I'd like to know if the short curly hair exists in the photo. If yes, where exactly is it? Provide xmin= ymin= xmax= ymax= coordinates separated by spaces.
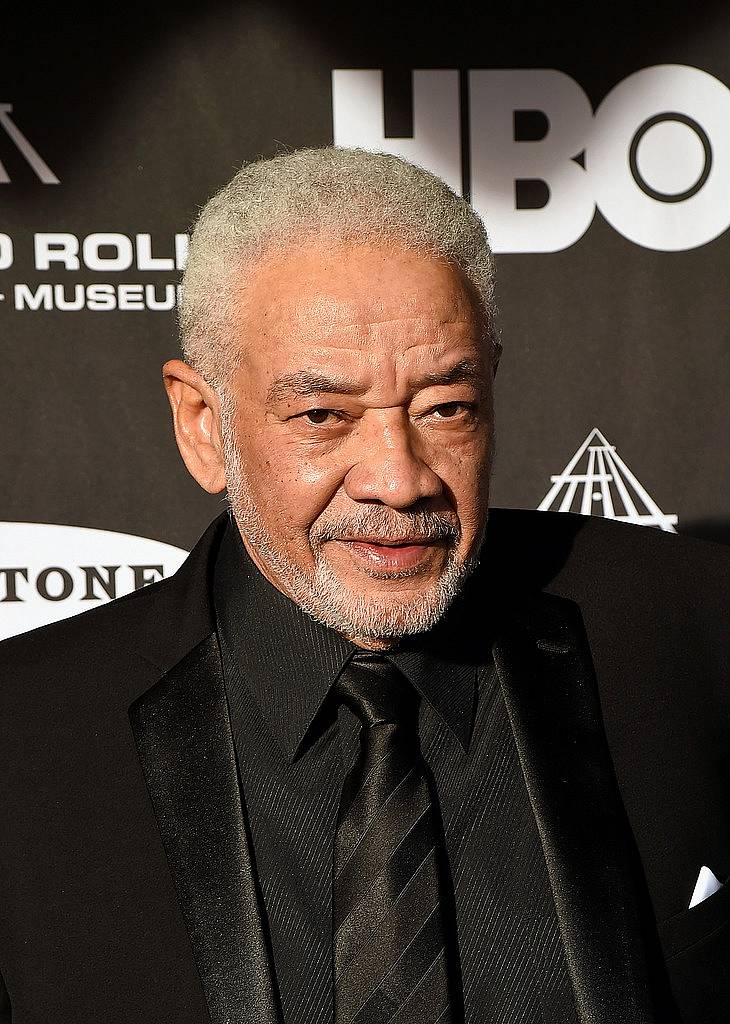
xmin=179 ymin=146 xmax=498 ymax=385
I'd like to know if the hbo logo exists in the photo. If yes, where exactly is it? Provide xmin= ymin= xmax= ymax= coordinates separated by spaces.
xmin=333 ymin=65 xmax=730 ymax=253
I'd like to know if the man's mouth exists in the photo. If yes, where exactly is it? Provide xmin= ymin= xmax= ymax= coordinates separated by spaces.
xmin=334 ymin=536 xmax=448 ymax=572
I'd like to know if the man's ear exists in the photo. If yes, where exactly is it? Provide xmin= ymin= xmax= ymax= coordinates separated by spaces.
xmin=162 ymin=359 xmax=227 ymax=494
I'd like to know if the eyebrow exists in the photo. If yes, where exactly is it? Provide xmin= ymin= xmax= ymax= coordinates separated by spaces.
xmin=266 ymin=359 xmax=486 ymax=404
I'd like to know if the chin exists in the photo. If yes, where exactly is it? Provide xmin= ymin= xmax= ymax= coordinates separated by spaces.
xmin=345 ymin=565 xmax=444 ymax=588
xmin=305 ymin=567 xmax=471 ymax=642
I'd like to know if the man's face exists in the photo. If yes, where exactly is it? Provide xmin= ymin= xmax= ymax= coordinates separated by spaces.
xmin=218 ymin=238 xmax=494 ymax=646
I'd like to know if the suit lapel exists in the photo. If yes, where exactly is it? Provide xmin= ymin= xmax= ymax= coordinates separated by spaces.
xmin=492 ymin=594 xmax=678 ymax=1024
xmin=129 ymin=633 xmax=281 ymax=1024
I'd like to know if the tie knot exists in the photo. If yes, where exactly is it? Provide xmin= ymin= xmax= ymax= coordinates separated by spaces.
xmin=335 ymin=654 xmax=419 ymax=730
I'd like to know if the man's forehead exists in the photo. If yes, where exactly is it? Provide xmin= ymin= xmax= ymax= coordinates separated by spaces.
xmin=264 ymin=294 xmax=476 ymax=333
xmin=240 ymin=239 xmax=481 ymax=333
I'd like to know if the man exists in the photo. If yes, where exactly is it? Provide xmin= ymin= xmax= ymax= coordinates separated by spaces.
xmin=0 ymin=148 xmax=728 ymax=1024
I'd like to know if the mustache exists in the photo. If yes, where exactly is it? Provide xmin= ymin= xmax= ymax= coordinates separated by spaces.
xmin=311 ymin=507 xmax=460 ymax=545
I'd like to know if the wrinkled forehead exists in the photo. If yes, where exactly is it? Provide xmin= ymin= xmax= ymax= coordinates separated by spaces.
xmin=235 ymin=238 xmax=484 ymax=343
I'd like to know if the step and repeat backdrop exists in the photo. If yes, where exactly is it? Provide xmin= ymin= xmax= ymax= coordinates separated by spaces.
xmin=2 ymin=0 xmax=729 ymax=638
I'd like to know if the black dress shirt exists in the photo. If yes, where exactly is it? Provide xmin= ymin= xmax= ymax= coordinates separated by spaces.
xmin=213 ymin=517 xmax=577 ymax=1024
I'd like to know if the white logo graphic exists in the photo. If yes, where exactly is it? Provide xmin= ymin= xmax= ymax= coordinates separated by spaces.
xmin=332 ymin=65 xmax=730 ymax=252
xmin=0 ymin=523 xmax=189 ymax=641
xmin=538 ymin=428 xmax=678 ymax=532
xmin=0 ymin=231 xmax=190 ymax=312
xmin=0 ymin=104 xmax=59 ymax=184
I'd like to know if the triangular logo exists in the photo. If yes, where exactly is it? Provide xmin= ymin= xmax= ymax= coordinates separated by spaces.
xmin=538 ymin=428 xmax=678 ymax=532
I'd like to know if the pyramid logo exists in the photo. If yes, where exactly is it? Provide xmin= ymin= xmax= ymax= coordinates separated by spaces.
xmin=0 ymin=104 xmax=59 ymax=184
xmin=538 ymin=428 xmax=678 ymax=532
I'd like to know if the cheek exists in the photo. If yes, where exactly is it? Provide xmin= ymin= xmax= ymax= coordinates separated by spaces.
xmin=241 ymin=436 xmax=348 ymax=539
xmin=430 ymin=436 xmax=490 ymax=499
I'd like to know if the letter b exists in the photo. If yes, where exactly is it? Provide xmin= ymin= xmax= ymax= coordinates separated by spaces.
xmin=469 ymin=69 xmax=595 ymax=253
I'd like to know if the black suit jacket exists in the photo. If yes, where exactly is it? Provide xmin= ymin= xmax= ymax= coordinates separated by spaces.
xmin=0 ymin=510 xmax=728 ymax=1023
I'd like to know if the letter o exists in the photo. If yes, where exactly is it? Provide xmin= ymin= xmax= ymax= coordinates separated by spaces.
xmin=588 ymin=65 xmax=730 ymax=251
xmin=36 ymin=567 xmax=73 ymax=601
xmin=0 ymin=233 xmax=13 ymax=271
xmin=82 ymin=233 xmax=134 ymax=271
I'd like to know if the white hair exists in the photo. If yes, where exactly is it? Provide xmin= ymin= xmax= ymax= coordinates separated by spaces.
xmin=179 ymin=146 xmax=499 ymax=385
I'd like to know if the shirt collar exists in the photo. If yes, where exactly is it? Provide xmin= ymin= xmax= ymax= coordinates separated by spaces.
xmin=214 ymin=516 xmax=480 ymax=762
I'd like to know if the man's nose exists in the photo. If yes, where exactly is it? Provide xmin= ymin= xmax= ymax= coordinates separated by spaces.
xmin=343 ymin=412 xmax=443 ymax=509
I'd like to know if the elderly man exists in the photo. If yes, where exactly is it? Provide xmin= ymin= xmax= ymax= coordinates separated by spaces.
xmin=0 ymin=148 xmax=728 ymax=1024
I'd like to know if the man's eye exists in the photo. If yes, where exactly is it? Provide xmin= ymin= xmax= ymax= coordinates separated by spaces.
xmin=433 ymin=403 xmax=468 ymax=419
xmin=302 ymin=409 xmax=338 ymax=425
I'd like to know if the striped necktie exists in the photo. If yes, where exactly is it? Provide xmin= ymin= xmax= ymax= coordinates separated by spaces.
xmin=333 ymin=653 xmax=464 ymax=1024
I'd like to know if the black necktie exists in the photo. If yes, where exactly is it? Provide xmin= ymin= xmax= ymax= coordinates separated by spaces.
xmin=333 ymin=653 xmax=464 ymax=1024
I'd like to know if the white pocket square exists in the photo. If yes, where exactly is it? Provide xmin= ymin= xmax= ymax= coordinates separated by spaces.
xmin=688 ymin=865 xmax=724 ymax=909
